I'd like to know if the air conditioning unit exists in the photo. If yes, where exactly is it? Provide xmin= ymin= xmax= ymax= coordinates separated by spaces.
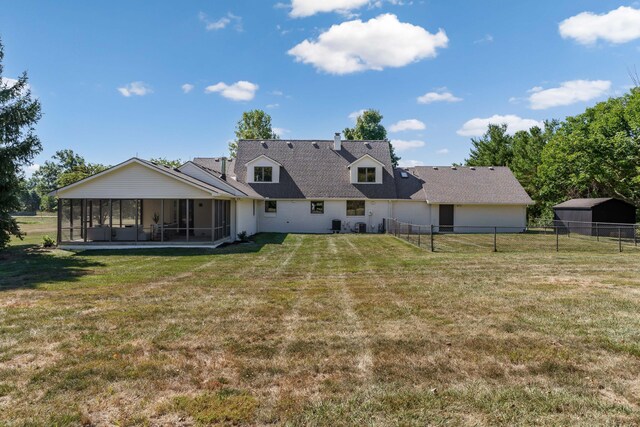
xmin=355 ymin=222 xmax=367 ymax=233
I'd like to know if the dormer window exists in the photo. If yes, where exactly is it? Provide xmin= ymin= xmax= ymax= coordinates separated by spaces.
xmin=254 ymin=166 xmax=273 ymax=182
xmin=357 ymin=167 xmax=376 ymax=183
xmin=348 ymin=154 xmax=383 ymax=184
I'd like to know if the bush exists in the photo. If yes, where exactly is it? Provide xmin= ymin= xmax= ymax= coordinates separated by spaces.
xmin=42 ymin=235 xmax=55 ymax=248
xmin=237 ymin=231 xmax=249 ymax=242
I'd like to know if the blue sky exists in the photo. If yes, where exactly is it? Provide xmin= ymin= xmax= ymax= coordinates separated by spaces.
xmin=2 ymin=0 xmax=639 ymax=173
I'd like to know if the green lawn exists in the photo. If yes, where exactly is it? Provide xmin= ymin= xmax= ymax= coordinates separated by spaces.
xmin=1 ymin=218 xmax=640 ymax=425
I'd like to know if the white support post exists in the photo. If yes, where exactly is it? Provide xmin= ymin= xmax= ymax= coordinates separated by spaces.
xmin=211 ymin=200 xmax=215 ymax=243
xmin=160 ymin=199 xmax=164 ymax=243
xmin=186 ymin=199 xmax=190 ymax=242
xmin=108 ymin=199 xmax=112 ymax=242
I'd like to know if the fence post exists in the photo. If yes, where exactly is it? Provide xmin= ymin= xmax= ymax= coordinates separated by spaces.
xmin=418 ymin=226 xmax=421 ymax=247
xmin=567 ymin=222 xmax=571 ymax=238
xmin=635 ymin=225 xmax=637 ymax=247
xmin=556 ymin=226 xmax=559 ymax=252
xmin=430 ymin=224 xmax=434 ymax=252
xmin=407 ymin=224 xmax=410 ymax=241
xmin=596 ymin=222 xmax=599 ymax=241
xmin=493 ymin=227 xmax=497 ymax=252
xmin=619 ymin=227 xmax=622 ymax=253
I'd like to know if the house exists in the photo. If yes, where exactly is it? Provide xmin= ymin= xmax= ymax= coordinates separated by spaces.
xmin=553 ymin=198 xmax=637 ymax=237
xmin=50 ymin=134 xmax=533 ymax=247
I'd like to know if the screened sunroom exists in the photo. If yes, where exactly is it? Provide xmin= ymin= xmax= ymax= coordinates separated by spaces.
xmin=50 ymin=158 xmax=238 ymax=247
xmin=57 ymin=198 xmax=232 ymax=244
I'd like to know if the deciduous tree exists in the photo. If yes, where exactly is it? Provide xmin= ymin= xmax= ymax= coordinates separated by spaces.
xmin=229 ymin=110 xmax=279 ymax=157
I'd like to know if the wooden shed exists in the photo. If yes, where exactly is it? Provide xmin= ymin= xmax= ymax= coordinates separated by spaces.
xmin=553 ymin=198 xmax=636 ymax=237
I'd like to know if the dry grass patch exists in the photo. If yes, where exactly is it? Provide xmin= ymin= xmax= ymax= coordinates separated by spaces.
xmin=1 ymin=223 xmax=640 ymax=425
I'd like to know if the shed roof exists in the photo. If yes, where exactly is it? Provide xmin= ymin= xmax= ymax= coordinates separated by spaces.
xmin=553 ymin=198 xmax=620 ymax=209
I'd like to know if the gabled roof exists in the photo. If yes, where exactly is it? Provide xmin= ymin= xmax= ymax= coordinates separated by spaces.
xmin=186 ymin=160 xmax=263 ymax=199
xmin=553 ymin=198 xmax=620 ymax=209
xmin=396 ymin=166 xmax=533 ymax=205
xmin=50 ymin=158 xmax=235 ymax=197
xmin=347 ymin=154 xmax=385 ymax=168
xmin=245 ymin=154 xmax=282 ymax=167
xmin=232 ymin=139 xmax=397 ymax=199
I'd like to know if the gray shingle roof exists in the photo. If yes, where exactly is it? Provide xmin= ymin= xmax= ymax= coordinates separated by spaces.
xmin=231 ymin=140 xmax=398 ymax=199
xmin=189 ymin=159 xmax=263 ymax=198
xmin=553 ymin=198 xmax=615 ymax=209
xmin=400 ymin=166 xmax=533 ymax=205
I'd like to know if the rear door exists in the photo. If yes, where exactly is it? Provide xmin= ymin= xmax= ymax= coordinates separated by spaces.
xmin=439 ymin=205 xmax=454 ymax=232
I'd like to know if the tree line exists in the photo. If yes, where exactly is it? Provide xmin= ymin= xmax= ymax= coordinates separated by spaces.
xmin=466 ymin=88 xmax=640 ymax=219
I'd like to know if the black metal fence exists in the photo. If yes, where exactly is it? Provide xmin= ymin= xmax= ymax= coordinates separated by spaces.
xmin=385 ymin=218 xmax=639 ymax=253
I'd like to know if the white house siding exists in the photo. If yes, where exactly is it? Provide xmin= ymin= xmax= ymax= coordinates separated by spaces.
xmin=56 ymin=162 xmax=212 ymax=199
xmin=257 ymin=199 xmax=391 ymax=233
xmin=236 ymin=199 xmax=257 ymax=236
xmin=451 ymin=204 xmax=527 ymax=232
xmin=348 ymin=156 xmax=383 ymax=184
xmin=246 ymin=157 xmax=281 ymax=184
xmin=392 ymin=201 xmax=431 ymax=225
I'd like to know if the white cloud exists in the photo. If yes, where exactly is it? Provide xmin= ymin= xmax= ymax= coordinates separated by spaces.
xmin=474 ymin=34 xmax=494 ymax=44
xmin=1 ymin=77 xmax=18 ymax=87
xmin=348 ymin=109 xmax=366 ymax=121
xmin=398 ymin=159 xmax=424 ymax=167
xmin=289 ymin=0 xmax=369 ymax=17
xmin=390 ymin=139 xmax=425 ymax=151
xmin=181 ymin=83 xmax=194 ymax=94
xmin=199 ymin=12 xmax=243 ymax=32
xmin=288 ymin=14 xmax=448 ymax=74
xmin=389 ymin=119 xmax=426 ymax=132
xmin=528 ymin=80 xmax=611 ymax=110
xmin=273 ymin=127 xmax=289 ymax=136
xmin=22 ymin=163 xmax=40 ymax=178
xmin=1 ymin=77 xmax=30 ymax=91
xmin=417 ymin=90 xmax=462 ymax=104
xmin=457 ymin=115 xmax=543 ymax=137
xmin=271 ymin=90 xmax=284 ymax=96
xmin=117 ymin=81 xmax=153 ymax=97
xmin=205 ymin=81 xmax=259 ymax=101
xmin=436 ymin=148 xmax=449 ymax=154
xmin=266 ymin=103 xmax=280 ymax=109
xmin=559 ymin=6 xmax=640 ymax=45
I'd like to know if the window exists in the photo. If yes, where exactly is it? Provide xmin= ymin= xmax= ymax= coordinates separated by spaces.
xmin=265 ymin=200 xmax=277 ymax=213
xmin=310 ymin=201 xmax=324 ymax=214
xmin=254 ymin=166 xmax=273 ymax=182
xmin=346 ymin=200 xmax=365 ymax=216
xmin=357 ymin=167 xmax=376 ymax=183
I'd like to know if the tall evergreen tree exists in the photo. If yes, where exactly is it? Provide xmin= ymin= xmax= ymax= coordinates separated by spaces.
xmin=465 ymin=124 xmax=513 ymax=167
xmin=0 ymin=40 xmax=42 ymax=248
xmin=229 ymin=110 xmax=279 ymax=157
